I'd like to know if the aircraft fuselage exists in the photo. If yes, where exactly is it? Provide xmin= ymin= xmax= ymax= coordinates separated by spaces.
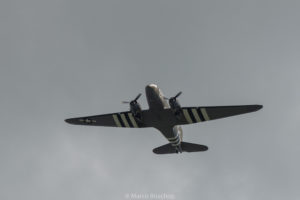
xmin=145 ymin=84 xmax=183 ymax=152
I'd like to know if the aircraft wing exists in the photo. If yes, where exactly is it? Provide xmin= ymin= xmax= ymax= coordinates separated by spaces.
xmin=65 ymin=111 xmax=147 ymax=128
xmin=175 ymin=105 xmax=262 ymax=125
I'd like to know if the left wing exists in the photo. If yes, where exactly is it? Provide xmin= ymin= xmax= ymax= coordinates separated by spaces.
xmin=65 ymin=111 xmax=147 ymax=128
xmin=174 ymin=105 xmax=262 ymax=125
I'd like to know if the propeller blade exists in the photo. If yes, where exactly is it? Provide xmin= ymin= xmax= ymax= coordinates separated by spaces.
xmin=122 ymin=93 xmax=141 ymax=105
xmin=134 ymin=93 xmax=142 ymax=101
xmin=174 ymin=91 xmax=182 ymax=98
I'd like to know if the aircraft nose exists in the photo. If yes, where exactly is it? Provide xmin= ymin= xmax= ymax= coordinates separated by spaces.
xmin=145 ymin=84 xmax=158 ymax=97
xmin=145 ymin=84 xmax=157 ymax=92
xmin=147 ymin=84 xmax=158 ymax=89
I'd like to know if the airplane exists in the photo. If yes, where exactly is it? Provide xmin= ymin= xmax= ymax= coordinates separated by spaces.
xmin=65 ymin=84 xmax=262 ymax=154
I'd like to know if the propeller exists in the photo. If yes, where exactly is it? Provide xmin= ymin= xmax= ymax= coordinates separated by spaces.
xmin=122 ymin=93 xmax=142 ymax=105
xmin=173 ymin=91 xmax=182 ymax=98
xmin=164 ymin=91 xmax=182 ymax=101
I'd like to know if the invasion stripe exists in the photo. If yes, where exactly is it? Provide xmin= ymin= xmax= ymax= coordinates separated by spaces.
xmin=200 ymin=108 xmax=210 ymax=121
xmin=171 ymin=141 xmax=180 ymax=147
xmin=187 ymin=108 xmax=197 ymax=123
xmin=169 ymin=137 xmax=180 ymax=144
xmin=113 ymin=114 xmax=122 ymax=127
xmin=167 ymin=134 xmax=179 ymax=141
xmin=124 ymin=113 xmax=133 ymax=128
xmin=128 ymin=113 xmax=139 ymax=128
xmin=191 ymin=108 xmax=201 ymax=122
xmin=183 ymin=109 xmax=193 ymax=124
xmin=168 ymin=135 xmax=179 ymax=141
xmin=197 ymin=108 xmax=205 ymax=121
xmin=169 ymin=137 xmax=179 ymax=142
xmin=117 ymin=114 xmax=125 ymax=127
xmin=120 ymin=113 xmax=130 ymax=127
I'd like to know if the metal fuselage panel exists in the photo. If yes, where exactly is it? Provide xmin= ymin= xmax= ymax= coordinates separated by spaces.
xmin=145 ymin=84 xmax=183 ymax=146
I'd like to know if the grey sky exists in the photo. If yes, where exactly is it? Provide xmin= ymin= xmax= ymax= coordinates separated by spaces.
xmin=1 ymin=0 xmax=300 ymax=199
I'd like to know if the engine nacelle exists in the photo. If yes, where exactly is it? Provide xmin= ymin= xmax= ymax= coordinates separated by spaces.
xmin=123 ymin=93 xmax=142 ymax=121
xmin=130 ymin=101 xmax=142 ymax=120
xmin=169 ymin=98 xmax=181 ymax=116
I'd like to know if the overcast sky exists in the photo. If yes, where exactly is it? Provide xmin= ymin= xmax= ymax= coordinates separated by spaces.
xmin=1 ymin=0 xmax=300 ymax=200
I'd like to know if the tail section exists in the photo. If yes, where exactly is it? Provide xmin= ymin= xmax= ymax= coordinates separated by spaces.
xmin=153 ymin=143 xmax=175 ymax=154
xmin=153 ymin=142 xmax=208 ymax=154
xmin=181 ymin=142 xmax=208 ymax=152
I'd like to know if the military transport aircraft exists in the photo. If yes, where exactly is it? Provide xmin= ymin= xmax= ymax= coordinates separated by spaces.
xmin=65 ymin=84 xmax=262 ymax=154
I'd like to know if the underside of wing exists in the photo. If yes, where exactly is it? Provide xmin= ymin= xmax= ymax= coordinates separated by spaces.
xmin=65 ymin=111 xmax=147 ymax=128
xmin=177 ymin=105 xmax=262 ymax=125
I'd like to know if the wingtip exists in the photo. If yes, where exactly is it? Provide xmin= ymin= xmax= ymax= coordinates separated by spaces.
xmin=256 ymin=104 xmax=263 ymax=110
xmin=246 ymin=104 xmax=263 ymax=112
xmin=65 ymin=118 xmax=72 ymax=124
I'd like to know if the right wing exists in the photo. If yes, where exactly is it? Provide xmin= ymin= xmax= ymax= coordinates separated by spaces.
xmin=65 ymin=111 xmax=148 ymax=128
xmin=174 ymin=105 xmax=262 ymax=125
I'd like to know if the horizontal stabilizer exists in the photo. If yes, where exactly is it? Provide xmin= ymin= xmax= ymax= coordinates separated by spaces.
xmin=153 ymin=143 xmax=176 ymax=154
xmin=153 ymin=142 xmax=208 ymax=154
xmin=181 ymin=142 xmax=208 ymax=152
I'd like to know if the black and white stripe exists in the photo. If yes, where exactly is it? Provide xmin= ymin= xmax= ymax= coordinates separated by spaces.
xmin=200 ymin=108 xmax=210 ymax=121
xmin=196 ymin=108 xmax=205 ymax=121
xmin=113 ymin=113 xmax=139 ymax=128
xmin=167 ymin=134 xmax=181 ymax=147
xmin=182 ymin=108 xmax=210 ymax=124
